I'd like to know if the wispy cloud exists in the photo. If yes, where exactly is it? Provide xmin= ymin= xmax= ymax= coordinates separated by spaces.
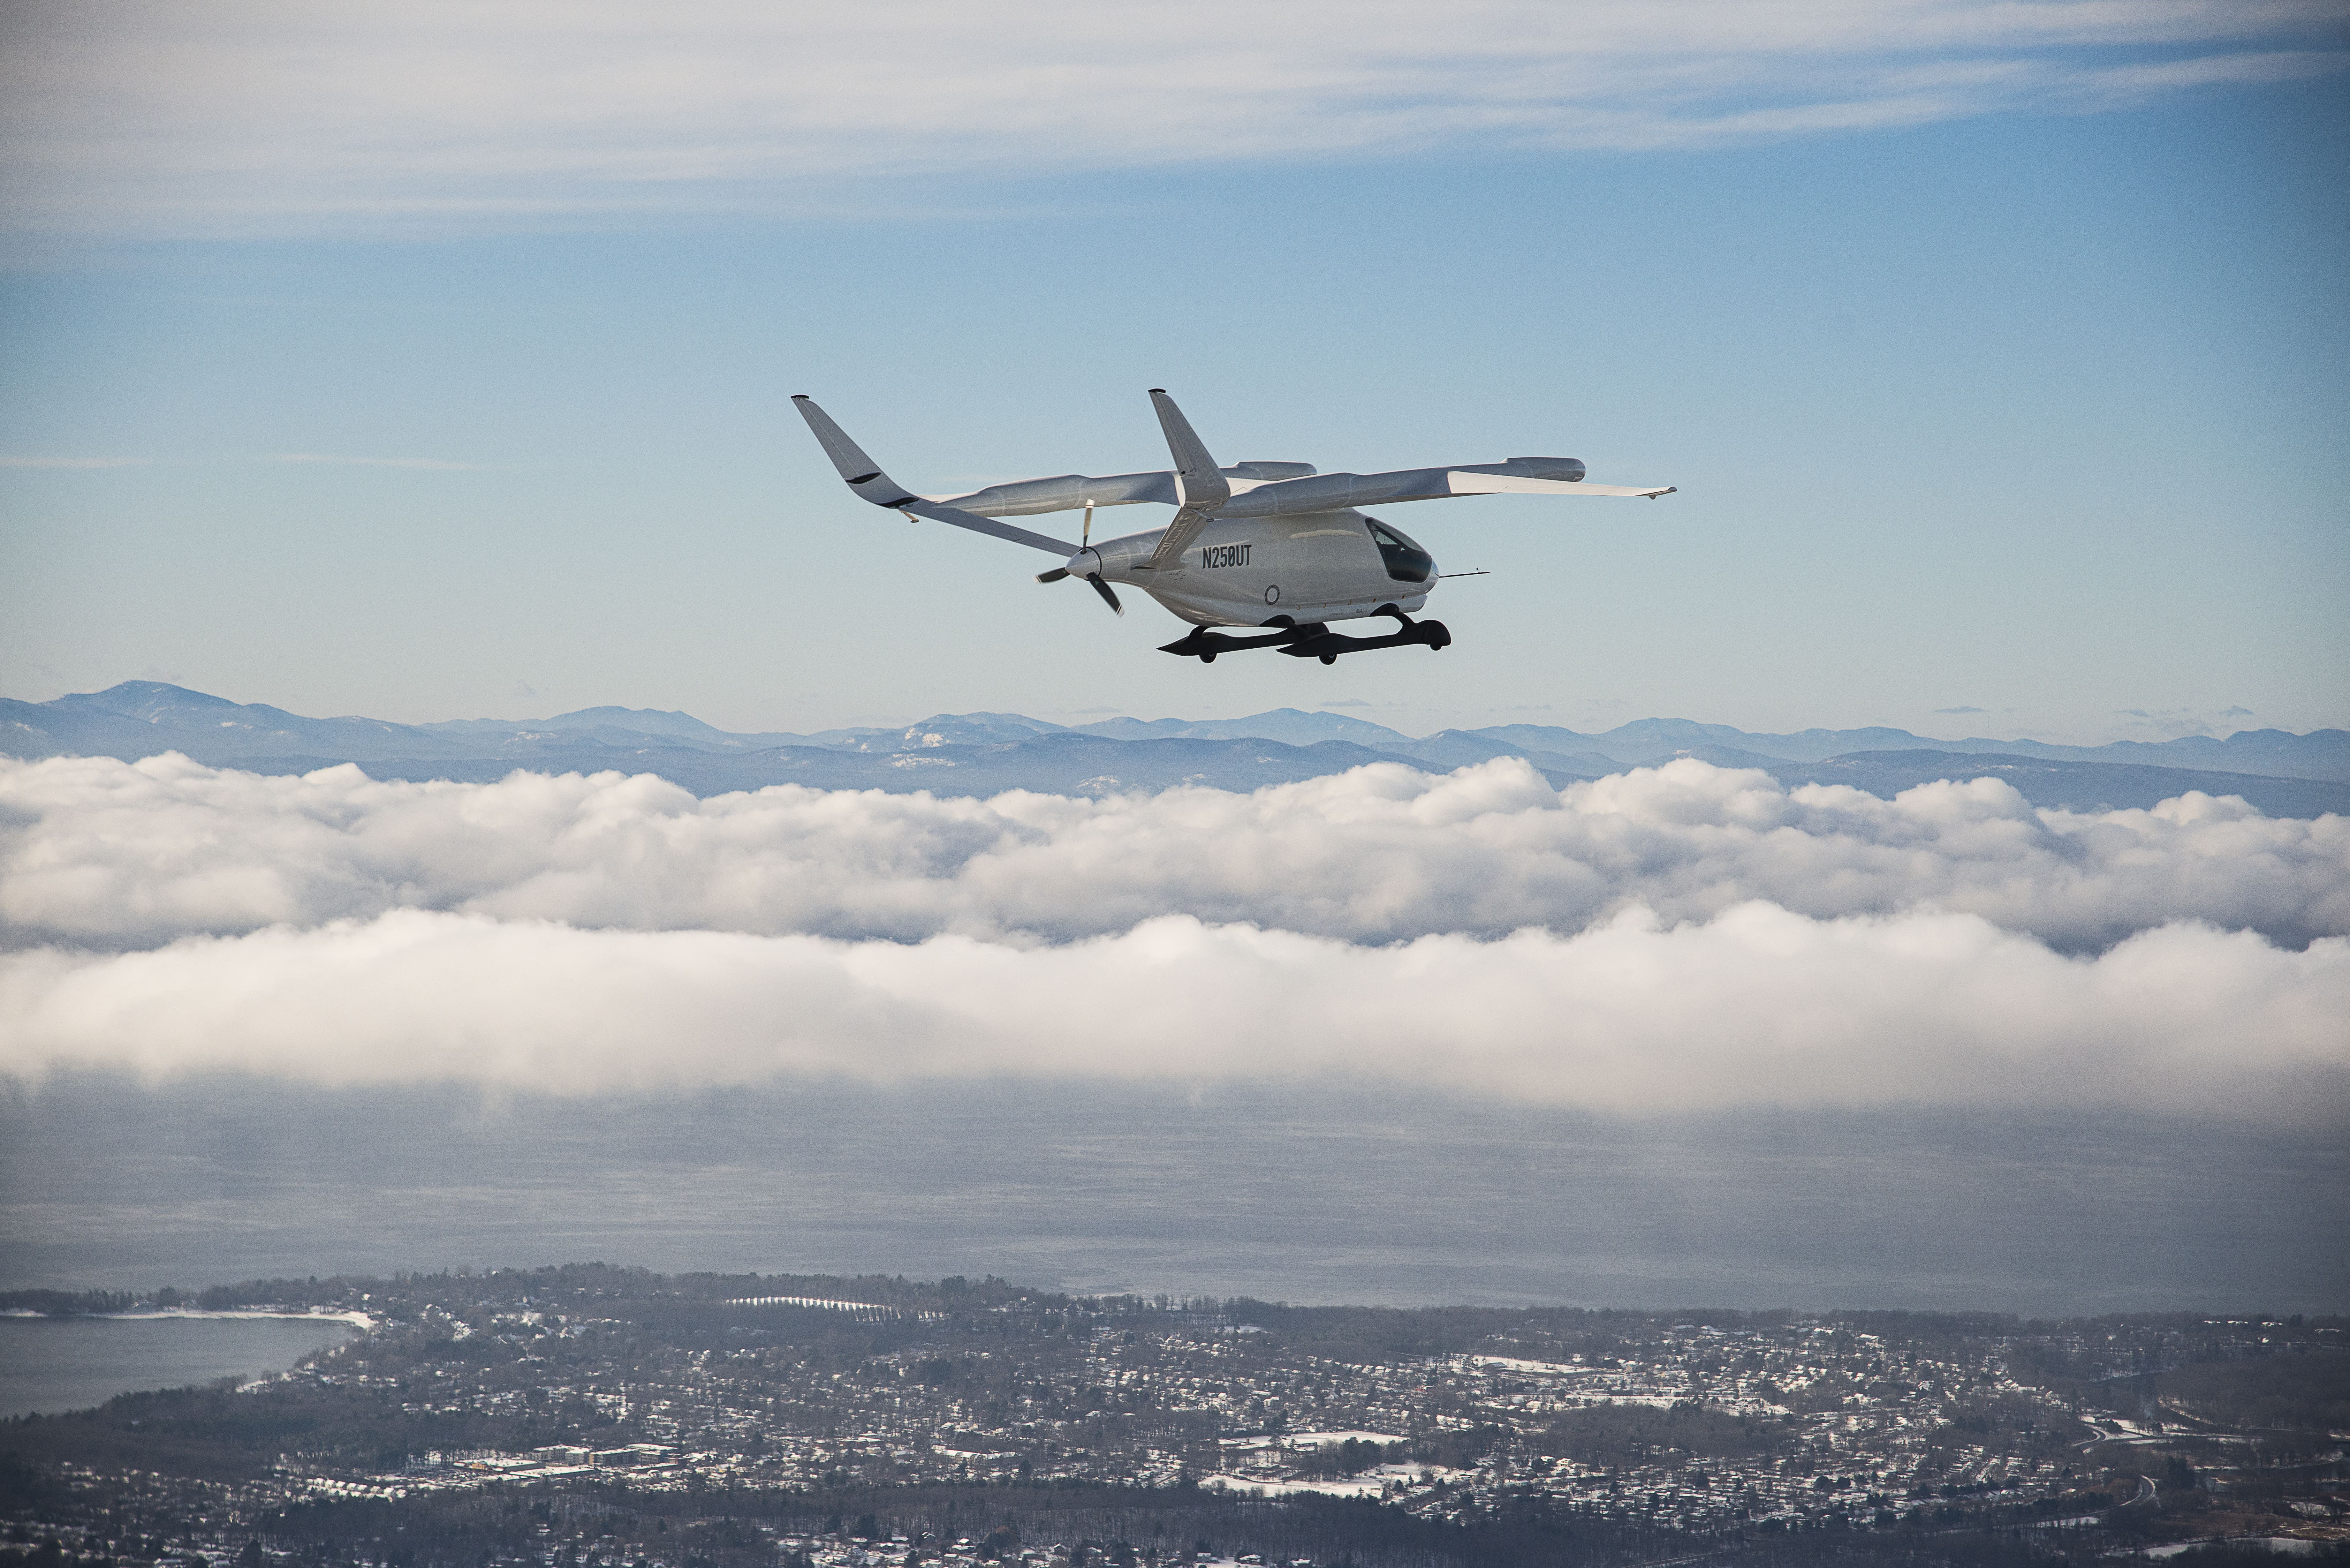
xmin=0 ymin=455 xmax=148 ymax=469
xmin=2 ymin=1 xmax=2342 ymax=237
xmin=265 ymin=453 xmax=497 ymax=471
xmin=1935 ymin=705 xmax=1987 ymax=714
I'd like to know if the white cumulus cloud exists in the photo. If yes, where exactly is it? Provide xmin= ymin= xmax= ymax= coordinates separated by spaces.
xmin=5 ymin=753 xmax=2343 ymax=1116
xmin=1 ymin=907 xmax=2342 ymax=1119
xmin=2 ymin=752 xmax=2343 ymax=952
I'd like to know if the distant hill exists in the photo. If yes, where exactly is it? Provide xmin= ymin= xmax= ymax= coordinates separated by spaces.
xmin=808 ymin=713 xmax=1071 ymax=751
xmin=418 ymin=705 xmax=790 ymax=747
xmin=1770 ymin=751 xmax=2350 ymax=818
xmin=1069 ymin=708 xmax=1416 ymax=748
xmin=180 ymin=736 xmax=1508 ymax=799
xmin=1938 ymin=727 xmax=2350 ymax=781
xmin=0 ymin=681 xmax=478 ymax=763
xmin=4 ymin=682 xmax=2343 ymax=815
xmin=1474 ymin=718 xmax=2350 ymax=778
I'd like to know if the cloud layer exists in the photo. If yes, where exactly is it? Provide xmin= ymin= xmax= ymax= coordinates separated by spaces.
xmin=3 ymin=906 xmax=2343 ymax=1118
xmin=1 ymin=752 xmax=2345 ymax=1116
xmin=3 ymin=0 xmax=2342 ymax=234
xmin=4 ymin=752 xmax=2344 ymax=951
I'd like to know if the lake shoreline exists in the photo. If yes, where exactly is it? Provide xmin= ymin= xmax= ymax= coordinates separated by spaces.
xmin=0 ymin=1307 xmax=375 ymax=1329
xmin=0 ymin=1313 xmax=366 ymax=1420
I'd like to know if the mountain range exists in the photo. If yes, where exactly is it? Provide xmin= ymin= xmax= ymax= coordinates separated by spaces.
xmin=5 ymin=682 xmax=2346 ymax=817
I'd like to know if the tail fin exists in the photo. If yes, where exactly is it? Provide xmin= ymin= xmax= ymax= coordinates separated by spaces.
xmin=1140 ymin=389 xmax=1233 ymax=572
xmin=1148 ymin=389 xmax=1230 ymax=512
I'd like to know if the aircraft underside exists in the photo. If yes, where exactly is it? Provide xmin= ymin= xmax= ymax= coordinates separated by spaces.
xmin=1156 ymin=606 xmax=1451 ymax=664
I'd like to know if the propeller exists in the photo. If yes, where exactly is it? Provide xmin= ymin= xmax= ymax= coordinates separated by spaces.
xmin=1035 ymin=500 xmax=1122 ymax=614
xmin=1080 ymin=502 xmax=1123 ymax=614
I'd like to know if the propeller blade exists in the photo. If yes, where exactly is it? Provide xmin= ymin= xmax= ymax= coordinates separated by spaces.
xmin=1035 ymin=567 xmax=1070 ymax=583
xmin=1088 ymin=574 xmax=1124 ymax=615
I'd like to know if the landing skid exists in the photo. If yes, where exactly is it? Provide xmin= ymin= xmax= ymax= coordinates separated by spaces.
xmin=1159 ymin=606 xmax=1451 ymax=664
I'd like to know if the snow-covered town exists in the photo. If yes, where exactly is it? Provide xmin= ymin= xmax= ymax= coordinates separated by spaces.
xmin=4 ymin=1268 xmax=2345 ymax=1567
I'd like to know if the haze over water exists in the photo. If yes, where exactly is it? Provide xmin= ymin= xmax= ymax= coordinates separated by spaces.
xmin=5 ymin=1076 xmax=2340 ymax=1318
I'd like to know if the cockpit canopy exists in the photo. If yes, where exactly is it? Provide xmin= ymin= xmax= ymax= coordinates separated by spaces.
xmin=1365 ymin=517 xmax=1433 ymax=583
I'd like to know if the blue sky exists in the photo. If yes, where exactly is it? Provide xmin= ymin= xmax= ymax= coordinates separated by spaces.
xmin=2 ymin=2 xmax=2345 ymax=742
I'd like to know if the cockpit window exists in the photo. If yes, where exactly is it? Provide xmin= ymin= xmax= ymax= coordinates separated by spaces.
xmin=1365 ymin=519 xmax=1433 ymax=584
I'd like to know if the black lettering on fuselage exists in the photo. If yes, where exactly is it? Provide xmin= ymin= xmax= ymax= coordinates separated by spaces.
xmin=1199 ymin=542 xmax=1253 ymax=569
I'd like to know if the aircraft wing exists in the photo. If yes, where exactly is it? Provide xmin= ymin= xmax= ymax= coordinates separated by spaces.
xmin=894 ymin=497 xmax=1081 ymax=555
xmin=1444 ymin=472 xmax=1676 ymax=500
xmin=794 ymin=395 xmax=1080 ymax=557
xmin=1224 ymin=464 xmax=1676 ymax=515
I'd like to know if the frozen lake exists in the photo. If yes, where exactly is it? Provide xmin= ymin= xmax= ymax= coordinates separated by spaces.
xmin=0 ymin=1314 xmax=358 ymax=1418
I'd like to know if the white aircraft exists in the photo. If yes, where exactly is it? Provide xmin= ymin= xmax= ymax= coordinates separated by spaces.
xmin=794 ymin=389 xmax=1672 ymax=663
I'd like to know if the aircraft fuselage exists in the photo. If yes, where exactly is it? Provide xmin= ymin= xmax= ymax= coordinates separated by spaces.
xmin=1080 ymin=509 xmax=1434 ymax=628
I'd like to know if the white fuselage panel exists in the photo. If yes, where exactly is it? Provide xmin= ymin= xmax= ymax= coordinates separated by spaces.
xmin=1088 ymin=509 xmax=1434 ymax=628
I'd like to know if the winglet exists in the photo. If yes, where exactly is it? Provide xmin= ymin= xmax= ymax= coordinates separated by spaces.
xmin=1148 ymin=389 xmax=1230 ymax=512
xmin=792 ymin=394 xmax=910 ymax=503
xmin=792 ymin=395 xmax=1080 ymax=557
